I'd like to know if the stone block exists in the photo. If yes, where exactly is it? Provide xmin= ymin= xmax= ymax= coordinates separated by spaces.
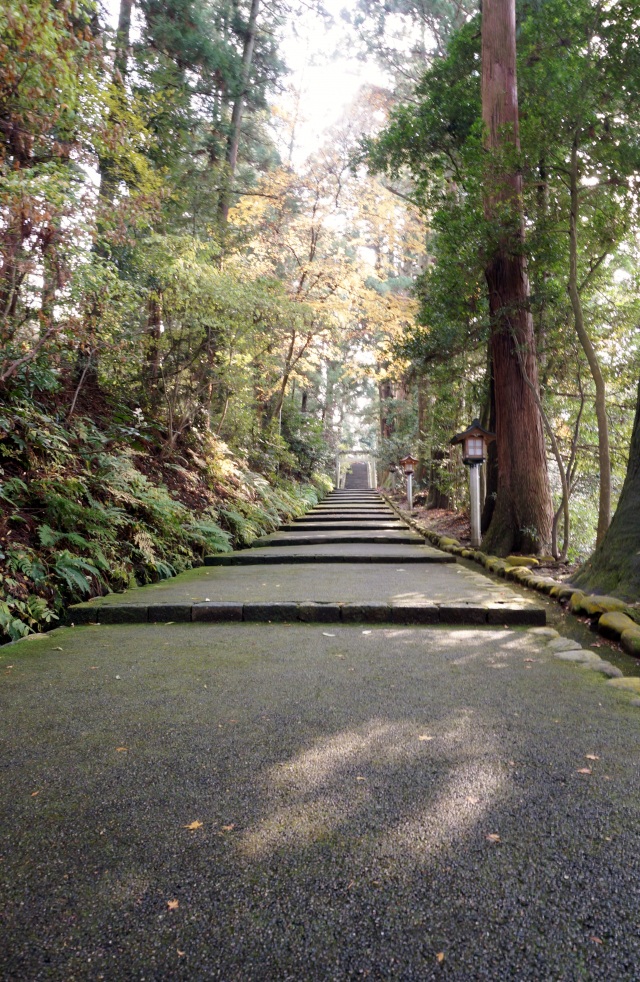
xmin=621 ymin=627 xmax=640 ymax=658
xmin=607 ymin=676 xmax=640 ymax=694
xmin=598 ymin=611 xmax=637 ymax=641
xmin=99 ymin=605 xmax=148 ymax=624
xmin=243 ymin=602 xmax=300 ymax=622
xmin=485 ymin=603 xmax=545 ymax=626
xmin=66 ymin=602 xmax=100 ymax=625
xmin=147 ymin=604 xmax=192 ymax=622
xmin=297 ymin=602 xmax=341 ymax=623
xmin=438 ymin=603 xmax=487 ymax=625
xmin=505 ymin=555 xmax=539 ymax=567
xmin=340 ymin=602 xmax=391 ymax=623
xmin=192 ymin=602 xmax=243 ymax=622
xmin=204 ymin=555 xmax=232 ymax=566
xmin=547 ymin=637 xmax=582 ymax=651
xmin=389 ymin=603 xmax=439 ymax=624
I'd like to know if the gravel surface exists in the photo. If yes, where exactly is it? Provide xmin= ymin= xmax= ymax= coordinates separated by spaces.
xmin=2 ymin=623 xmax=640 ymax=980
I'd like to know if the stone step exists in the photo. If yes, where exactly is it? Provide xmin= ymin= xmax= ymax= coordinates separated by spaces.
xmin=251 ymin=531 xmax=425 ymax=547
xmin=68 ymin=598 xmax=545 ymax=626
xmin=283 ymin=522 xmax=404 ymax=532
xmin=205 ymin=543 xmax=455 ymax=565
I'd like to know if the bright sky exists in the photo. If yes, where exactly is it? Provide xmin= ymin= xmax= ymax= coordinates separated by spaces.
xmin=103 ymin=0 xmax=388 ymax=167
xmin=279 ymin=0 xmax=388 ymax=163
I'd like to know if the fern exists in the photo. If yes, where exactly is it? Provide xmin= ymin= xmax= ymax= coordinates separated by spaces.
xmin=53 ymin=551 xmax=101 ymax=596
xmin=0 ymin=476 xmax=28 ymax=506
xmin=0 ymin=601 xmax=30 ymax=641
xmin=187 ymin=519 xmax=232 ymax=553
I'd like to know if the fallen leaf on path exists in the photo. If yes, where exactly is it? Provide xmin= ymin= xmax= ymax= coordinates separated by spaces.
xmin=116 ymin=747 xmax=128 ymax=753
xmin=486 ymin=833 xmax=501 ymax=842
xmin=590 ymin=937 xmax=603 ymax=945
xmin=31 ymin=791 xmax=40 ymax=797
xmin=356 ymin=776 xmax=366 ymax=782
xmin=466 ymin=796 xmax=480 ymax=805
xmin=576 ymin=768 xmax=592 ymax=775
xmin=436 ymin=952 xmax=445 ymax=963
xmin=167 ymin=899 xmax=179 ymax=911
xmin=177 ymin=950 xmax=186 ymax=957
xmin=184 ymin=821 xmax=203 ymax=830
xmin=585 ymin=754 xmax=600 ymax=761
xmin=418 ymin=735 xmax=433 ymax=742
xmin=524 ymin=658 xmax=534 ymax=663
xmin=221 ymin=824 xmax=235 ymax=832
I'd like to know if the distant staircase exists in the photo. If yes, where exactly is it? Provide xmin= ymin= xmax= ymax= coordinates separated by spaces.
xmin=344 ymin=461 xmax=370 ymax=489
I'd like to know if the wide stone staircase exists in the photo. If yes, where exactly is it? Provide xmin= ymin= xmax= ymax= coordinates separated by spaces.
xmin=69 ymin=489 xmax=545 ymax=627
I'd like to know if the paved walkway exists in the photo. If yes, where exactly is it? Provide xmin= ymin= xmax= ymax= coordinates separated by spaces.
xmin=2 ymin=491 xmax=640 ymax=980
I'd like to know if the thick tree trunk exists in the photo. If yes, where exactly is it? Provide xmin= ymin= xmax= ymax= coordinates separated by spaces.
xmin=572 ymin=379 xmax=640 ymax=599
xmin=568 ymin=138 xmax=611 ymax=544
xmin=480 ymin=0 xmax=552 ymax=555
xmin=480 ymin=347 xmax=497 ymax=532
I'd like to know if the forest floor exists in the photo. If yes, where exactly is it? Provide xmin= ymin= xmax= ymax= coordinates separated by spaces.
xmin=386 ymin=493 xmax=581 ymax=581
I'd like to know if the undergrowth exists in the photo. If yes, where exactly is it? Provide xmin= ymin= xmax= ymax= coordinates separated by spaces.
xmin=0 ymin=401 xmax=331 ymax=642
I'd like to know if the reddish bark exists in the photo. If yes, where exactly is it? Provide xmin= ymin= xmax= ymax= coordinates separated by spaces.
xmin=480 ymin=0 xmax=552 ymax=555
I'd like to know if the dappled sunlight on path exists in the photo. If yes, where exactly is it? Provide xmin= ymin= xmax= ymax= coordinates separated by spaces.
xmin=241 ymin=711 xmax=507 ymax=861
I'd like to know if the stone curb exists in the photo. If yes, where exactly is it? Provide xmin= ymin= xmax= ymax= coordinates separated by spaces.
xmin=381 ymin=494 xmax=640 ymax=656
xmin=204 ymin=553 xmax=456 ymax=566
xmin=66 ymin=599 xmax=546 ymax=627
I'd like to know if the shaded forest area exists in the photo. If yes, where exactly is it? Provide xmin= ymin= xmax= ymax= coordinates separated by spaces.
xmin=1 ymin=0 xmax=639 ymax=641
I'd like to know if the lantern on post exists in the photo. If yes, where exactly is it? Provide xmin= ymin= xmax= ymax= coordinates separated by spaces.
xmin=450 ymin=420 xmax=496 ymax=548
xmin=400 ymin=454 xmax=419 ymax=510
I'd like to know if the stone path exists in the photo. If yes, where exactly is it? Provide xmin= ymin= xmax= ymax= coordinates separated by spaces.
xmin=68 ymin=490 xmax=544 ymax=626
xmin=2 ymin=490 xmax=640 ymax=980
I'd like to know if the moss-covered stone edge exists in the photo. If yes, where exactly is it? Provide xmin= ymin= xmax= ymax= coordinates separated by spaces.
xmin=382 ymin=495 xmax=640 ymax=658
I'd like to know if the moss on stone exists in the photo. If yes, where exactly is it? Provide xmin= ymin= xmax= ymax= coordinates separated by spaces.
xmin=607 ymin=676 xmax=640 ymax=694
xmin=505 ymin=555 xmax=539 ymax=568
xmin=598 ymin=611 xmax=638 ymax=641
xmin=621 ymin=627 xmax=640 ymax=658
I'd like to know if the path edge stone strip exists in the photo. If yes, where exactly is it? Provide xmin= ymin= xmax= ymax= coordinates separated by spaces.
xmin=65 ymin=599 xmax=546 ymax=627
xmin=381 ymin=493 xmax=640 ymax=655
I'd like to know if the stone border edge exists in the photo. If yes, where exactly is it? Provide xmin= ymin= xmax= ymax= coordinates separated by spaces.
xmin=65 ymin=599 xmax=546 ymax=627
xmin=381 ymin=494 xmax=640 ymax=657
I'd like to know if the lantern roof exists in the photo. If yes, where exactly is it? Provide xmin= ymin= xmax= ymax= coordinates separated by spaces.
xmin=450 ymin=419 xmax=496 ymax=447
xmin=399 ymin=453 xmax=419 ymax=466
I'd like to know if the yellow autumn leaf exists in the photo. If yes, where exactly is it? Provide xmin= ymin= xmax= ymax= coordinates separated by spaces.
xmin=436 ymin=952 xmax=445 ymax=963
xmin=167 ymin=899 xmax=179 ymax=911
xmin=486 ymin=833 xmax=501 ymax=842
xmin=184 ymin=820 xmax=203 ymax=830
xmin=576 ymin=768 xmax=592 ymax=775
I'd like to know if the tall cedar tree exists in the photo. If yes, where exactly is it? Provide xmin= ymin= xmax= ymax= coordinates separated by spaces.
xmin=480 ymin=0 xmax=552 ymax=555
xmin=572 ymin=379 xmax=640 ymax=599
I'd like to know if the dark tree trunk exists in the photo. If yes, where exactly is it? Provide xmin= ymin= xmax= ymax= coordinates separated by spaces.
xmin=480 ymin=353 xmax=498 ymax=532
xmin=219 ymin=0 xmax=260 ymax=226
xmin=572 ymin=379 xmax=640 ymax=599
xmin=480 ymin=0 xmax=552 ymax=555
